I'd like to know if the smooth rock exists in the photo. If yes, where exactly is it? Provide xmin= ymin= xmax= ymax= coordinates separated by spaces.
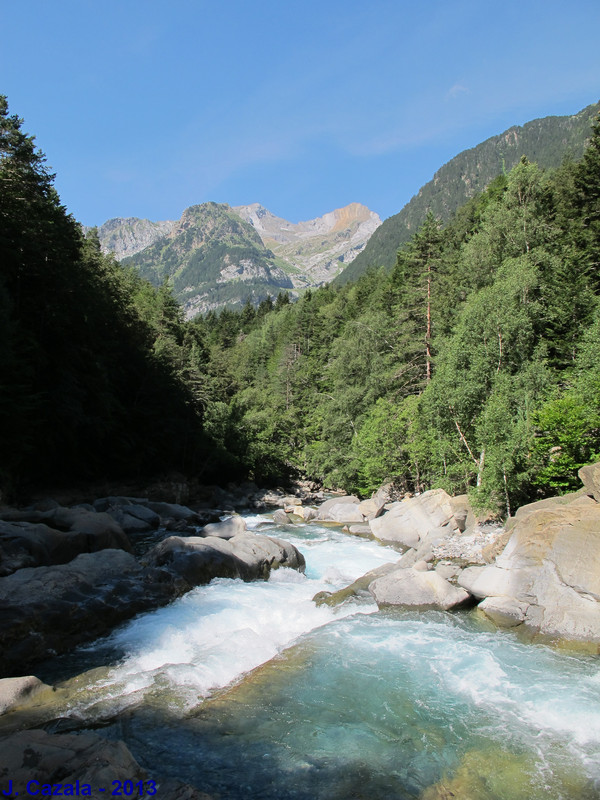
xmin=357 ymin=497 xmax=385 ymax=520
xmin=201 ymin=516 xmax=247 ymax=539
xmin=148 ymin=531 xmax=305 ymax=585
xmin=313 ymin=562 xmax=398 ymax=607
xmin=435 ymin=562 xmax=461 ymax=580
xmin=146 ymin=501 xmax=199 ymax=522
xmin=0 ymin=518 xmax=132 ymax=577
xmin=317 ymin=495 xmax=360 ymax=520
xmin=478 ymin=596 xmax=529 ymax=627
xmin=459 ymin=490 xmax=600 ymax=642
xmin=0 ymin=550 xmax=187 ymax=676
xmin=369 ymin=489 xmax=457 ymax=549
xmin=369 ymin=567 xmax=471 ymax=610
xmin=325 ymin=502 xmax=365 ymax=523
xmin=579 ymin=462 xmax=600 ymax=502
xmin=0 ymin=676 xmax=50 ymax=714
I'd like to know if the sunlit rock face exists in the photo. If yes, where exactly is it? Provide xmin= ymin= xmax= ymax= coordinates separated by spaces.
xmin=93 ymin=202 xmax=381 ymax=316
xmin=459 ymin=491 xmax=600 ymax=643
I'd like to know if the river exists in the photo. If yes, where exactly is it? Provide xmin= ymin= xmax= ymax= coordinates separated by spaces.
xmin=33 ymin=516 xmax=600 ymax=799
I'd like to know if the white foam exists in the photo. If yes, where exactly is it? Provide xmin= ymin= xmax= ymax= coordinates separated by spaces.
xmin=73 ymin=523 xmax=390 ymax=714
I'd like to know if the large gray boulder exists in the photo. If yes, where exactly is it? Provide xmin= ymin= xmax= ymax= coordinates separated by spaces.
xmin=147 ymin=532 xmax=305 ymax=585
xmin=369 ymin=489 xmax=459 ymax=549
xmin=317 ymin=495 xmax=360 ymax=521
xmin=369 ymin=567 xmax=471 ymax=610
xmin=578 ymin=462 xmax=600 ymax=502
xmin=0 ymin=517 xmax=132 ymax=577
xmin=146 ymin=501 xmax=200 ymax=523
xmin=0 ymin=549 xmax=187 ymax=676
xmin=200 ymin=515 xmax=247 ymax=539
xmin=458 ymin=492 xmax=600 ymax=642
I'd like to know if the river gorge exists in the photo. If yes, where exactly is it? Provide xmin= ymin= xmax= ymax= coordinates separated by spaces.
xmin=3 ymin=513 xmax=600 ymax=800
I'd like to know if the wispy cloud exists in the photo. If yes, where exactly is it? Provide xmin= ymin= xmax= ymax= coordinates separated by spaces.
xmin=445 ymin=84 xmax=470 ymax=101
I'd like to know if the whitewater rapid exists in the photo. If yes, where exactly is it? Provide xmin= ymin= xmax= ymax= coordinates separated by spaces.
xmin=50 ymin=516 xmax=600 ymax=799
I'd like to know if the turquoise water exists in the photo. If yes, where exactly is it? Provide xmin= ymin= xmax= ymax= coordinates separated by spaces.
xmin=49 ymin=518 xmax=600 ymax=798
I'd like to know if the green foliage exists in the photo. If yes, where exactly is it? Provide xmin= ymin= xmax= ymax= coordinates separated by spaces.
xmin=338 ymin=101 xmax=599 ymax=284
xmin=3 ymin=95 xmax=600 ymax=514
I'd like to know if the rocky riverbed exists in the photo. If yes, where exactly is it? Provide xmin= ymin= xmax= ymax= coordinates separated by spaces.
xmin=2 ymin=468 xmax=600 ymax=797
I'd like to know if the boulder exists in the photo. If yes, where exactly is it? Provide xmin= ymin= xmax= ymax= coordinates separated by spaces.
xmin=46 ymin=507 xmax=130 ymax=542
xmin=201 ymin=516 xmax=247 ymax=539
xmin=294 ymin=506 xmax=318 ymax=522
xmin=92 ymin=495 xmax=149 ymax=512
xmin=146 ymin=501 xmax=200 ymax=523
xmin=458 ymin=493 xmax=600 ymax=642
xmin=282 ymin=496 xmax=302 ymax=508
xmin=313 ymin=562 xmax=399 ymax=608
xmin=0 ymin=729 xmax=211 ymax=799
xmin=346 ymin=524 xmax=374 ymax=539
xmin=579 ymin=462 xmax=600 ymax=502
xmin=369 ymin=567 xmax=471 ymax=611
xmin=272 ymin=509 xmax=291 ymax=524
xmin=317 ymin=495 xmax=360 ymax=520
xmin=325 ymin=502 xmax=365 ymax=523
xmin=357 ymin=496 xmax=386 ymax=520
xmin=0 ymin=676 xmax=50 ymax=714
xmin=0 ymin=505 xmax=132 ymax=551
xmin=0 ymin=550 xmax=187 ymax=676
xmin=435 ymin=562 xmax=461 ymax=580
xmin=0 ymin=518 xmax=132 ymax=577
xmin=147 ymin=532 xmax=305 ymax=585
xmin=99 ymin=502 xmax=161 ymax=533
xmin=369 ymin=489 xmax=458 ymax=549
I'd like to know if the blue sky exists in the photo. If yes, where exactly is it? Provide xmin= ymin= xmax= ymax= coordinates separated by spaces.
xmin=1 ymin=0 xmax=599 ymax=226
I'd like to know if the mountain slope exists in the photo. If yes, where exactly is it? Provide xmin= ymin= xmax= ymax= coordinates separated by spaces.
xmin=98 ymin=202 xmax=381 ymax=316
xmin=337 ymin=101 xmax=600 ymax=284
xmin=92 ymin=217 xmax=175 ymax=260
xmin=122 ymin=203 xmax=294 ymax=318
xmin=234 ymin=202 xmax=381 ymax=284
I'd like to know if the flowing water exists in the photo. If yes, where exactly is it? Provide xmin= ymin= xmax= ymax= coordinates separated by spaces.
xmin=27 ymin=517 xmax=600 ymax=798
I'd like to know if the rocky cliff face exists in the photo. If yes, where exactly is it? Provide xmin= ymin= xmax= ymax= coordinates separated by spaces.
xmin=94 ymin=202 xmax=381 ymax=316
xmin=234 ymin=202 xmax=381 ymax=285
xmin=93 ymin=217 xmax=175 ymax=260
xmin=121 ymin=203 xmax=294 ymax=318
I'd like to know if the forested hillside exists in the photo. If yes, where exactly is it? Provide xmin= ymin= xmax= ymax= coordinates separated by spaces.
xmin=340 ymin=101 xmax=599 ymax=284
xmin=196 ymin=115 xmax=600 ymax=515
xmin=0 ymin=97 xmax=234 ymax=496
xmin=1 ymin=95 xmax=599 ymax=517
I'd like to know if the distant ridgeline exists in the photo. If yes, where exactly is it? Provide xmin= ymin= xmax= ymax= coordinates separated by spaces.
xmin=337 ymin=100 xmax=600 ymax=284
xmin=96 ymin=202 xmax=381 ymax=318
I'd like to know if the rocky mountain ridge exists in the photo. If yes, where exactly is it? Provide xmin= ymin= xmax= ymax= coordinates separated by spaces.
xmin=233 ymin=201 xmax=381 ymax=285
xmin=94 ymin=202 xmax=381 ymax=316
xmin=339 ymin=100 xmax=600 ymax=283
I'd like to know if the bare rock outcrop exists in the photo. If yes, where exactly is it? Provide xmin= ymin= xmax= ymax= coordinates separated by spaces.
xmin=458 ymin=491 xmax=600 ymax=642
